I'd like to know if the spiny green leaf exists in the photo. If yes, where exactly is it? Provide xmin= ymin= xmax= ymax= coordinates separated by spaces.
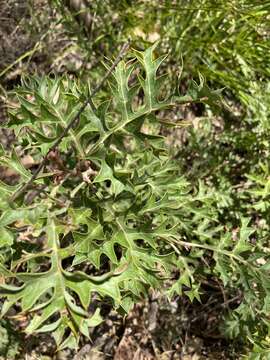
xmin=0 ymin=228 xmax=13 ymax=248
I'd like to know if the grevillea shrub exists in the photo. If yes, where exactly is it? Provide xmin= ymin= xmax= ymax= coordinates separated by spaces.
xmin=0 ymin=46 xmax=269 ymax=356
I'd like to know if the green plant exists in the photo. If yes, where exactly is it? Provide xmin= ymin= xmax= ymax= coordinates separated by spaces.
xmin=0 ymin=44 xmax=211 ymax=349
xmin=0 ymin=45 xmax=270 ymax=358
xmin=0 ymin=319 xmax=20 ymax=359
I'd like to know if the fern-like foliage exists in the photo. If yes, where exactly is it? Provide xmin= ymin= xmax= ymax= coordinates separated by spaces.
xmin=0 ymin=45 xmax=269 ymax=353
